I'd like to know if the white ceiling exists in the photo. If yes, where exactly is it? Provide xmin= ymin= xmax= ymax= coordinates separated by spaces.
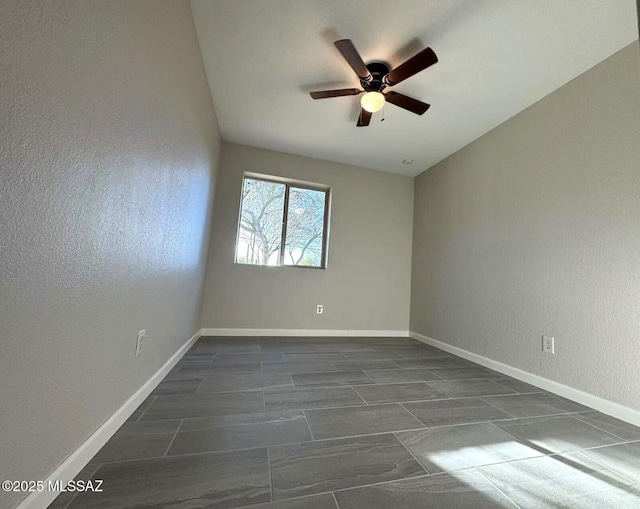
xmin=191 ymin=0 xmax=638 ymax=176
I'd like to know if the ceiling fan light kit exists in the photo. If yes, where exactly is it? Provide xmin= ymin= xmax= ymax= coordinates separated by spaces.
xmin=310 ymin=39 xmax=438 ymax=126
xmin=361 ymin=91 xmax=385 ymax=113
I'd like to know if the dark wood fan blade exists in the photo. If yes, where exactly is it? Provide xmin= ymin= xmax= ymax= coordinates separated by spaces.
xmin=385 ymin=47 xmax=438 ymax=86
xmin=310 ymin=88 xmax=362 ymax=99
xmin=334 ymin=39 xmax=372 ymax=82
xmin=356 ymin=108 xmax=372 ymax=127
xmin=385 ymin=91 xmax=430 ymax=115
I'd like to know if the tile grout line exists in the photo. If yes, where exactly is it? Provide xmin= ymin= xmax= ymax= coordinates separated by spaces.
xmin=561 ymin=414 xmax=629 ymax=442
xmin=194 ymin=377 xmax=206 ymax=396
xmin=473 ymin=467 xmax=523 ymax=509
xmin=302 ymin=410 xmax=316 ymax=441
xmin=480 ymin=397 xmax=596 ymax=420
xmin=150 ymin=380 xmax=592 ymax=408
xmin=257 ymin=471 xmax=434 ymax=507
xmin=58 ymin=462 xmax=103 ymax=509
xmin=143 ymin=398 xmax=593 ymax=424
xmin=360 ymin=369 xmax=375 ymax=385
xmin=135 ymin=396 xmax=156 ymax=422
xmin=241 ymin=471 xmax=437 ymax=509
xmin=350 ymin=385 xmax=369 ymax=406
xmin=489 ymin=378 xmax=535 ymax=393
xmin=406 ymin=415 xmax=522 ymax=430
xmin=467 ymin=439 xmax=640 ymax=473
xmin=174 ymin=371 xmax=537 ymax=386
xmin=480 ymin=396 xmax=520 ymax=418
xmin=267 ymin=446 xmax=273 ymax=502
xmin=389 ymin=360 xmax=402 ymax=368
xmin=571 ymin=413 xmax=632 ymax=443
xmin=163 ymin=419 xmax=183 ymax=457
xmin=331 ymin=491 xmax=340 ymax=508
xmin=399 ymin=402 xmax=427 ymax=428
xmin=393 ymin=430 xmax=430 ymax=475
xmin=264 ymin=397 xmax=480 ymax=415
xmin=356 ymin=379 xmax=446 ymax=387
xmin=575 ymin=437 xmax=640 ymax=453
xmin=479 ymin=421 xmax=554 ymax=459
xmin=571 ymin=449 xmax=640 ymax=489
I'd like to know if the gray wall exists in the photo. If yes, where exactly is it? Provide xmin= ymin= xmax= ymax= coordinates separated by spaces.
xmin=0 ymin=1 xmax=220 ymax=507
xmin=411 ymin=43 xmax=640 ymax=411
xmin=202 ymin=143 xmax=414 ymax=332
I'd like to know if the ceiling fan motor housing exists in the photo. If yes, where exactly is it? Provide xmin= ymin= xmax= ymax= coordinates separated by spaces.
xmin=362 ymin=62 xmax=390 ymax=92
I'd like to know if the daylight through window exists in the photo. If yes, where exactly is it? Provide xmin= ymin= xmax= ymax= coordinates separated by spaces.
xmin=235 ymin=175 xmax=330 ymax=268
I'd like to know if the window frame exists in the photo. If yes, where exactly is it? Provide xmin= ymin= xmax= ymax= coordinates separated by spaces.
xmin=234 ymin=172 xmax=331 ymax=270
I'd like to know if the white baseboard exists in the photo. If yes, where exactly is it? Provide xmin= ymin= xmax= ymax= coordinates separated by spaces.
xmin=410 ymin=330 xmax=640 ymax=428
xmin=17 ymin=330 xmax=201 ymax=509
xmin=201 ymin=328 xmax=409 ymax=337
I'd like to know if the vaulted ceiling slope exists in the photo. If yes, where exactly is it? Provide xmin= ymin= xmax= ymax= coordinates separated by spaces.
xmin=191 ymin=0 xmax=638 ymax=176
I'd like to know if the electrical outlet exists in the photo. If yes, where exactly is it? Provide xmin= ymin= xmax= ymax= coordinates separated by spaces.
xmin=136 ymin=329 xmax=146 ymax=357
xmin=316 ymin=304 xmax=324 ymax=315
xmin=542 ymin=335 xmax=554 ymax=354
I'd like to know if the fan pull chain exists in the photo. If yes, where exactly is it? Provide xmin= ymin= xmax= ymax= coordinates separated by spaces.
xmin=380 ymin=103 xmax=385 ymax=122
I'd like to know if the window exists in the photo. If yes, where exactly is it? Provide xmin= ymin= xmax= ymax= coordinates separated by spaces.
xmin=235 ymin=174 xmax=330 ymax=268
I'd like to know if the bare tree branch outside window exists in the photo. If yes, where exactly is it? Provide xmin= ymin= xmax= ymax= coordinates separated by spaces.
xmin=235 ymin=176 xmax=329 ymax=268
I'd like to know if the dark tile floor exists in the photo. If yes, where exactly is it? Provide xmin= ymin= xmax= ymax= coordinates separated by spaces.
xmin=50 ymin=336 xmax=640 ymax=508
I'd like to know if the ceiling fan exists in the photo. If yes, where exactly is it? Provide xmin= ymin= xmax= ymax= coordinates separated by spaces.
xmin=310 ymin=39 xmax=438 ymax=127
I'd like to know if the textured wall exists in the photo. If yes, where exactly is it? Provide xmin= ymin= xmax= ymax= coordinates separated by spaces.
xmin=411 ymin=43 xmax=640 ymax=410
xmin=202 ymin=143 xmax=414 ymax=332
xmin=0 ymin=1 xmax=220 ymax=507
